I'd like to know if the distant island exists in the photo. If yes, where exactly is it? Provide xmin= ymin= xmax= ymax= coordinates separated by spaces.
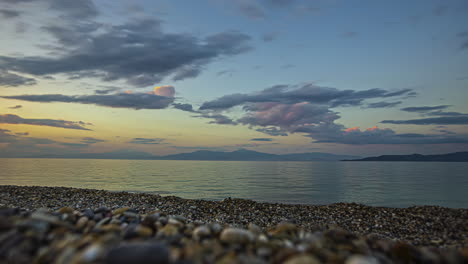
xmin=1 ymin=149 xmax=359 ymax=161
xmin=343 ymin=151 xmax=468 ymax=162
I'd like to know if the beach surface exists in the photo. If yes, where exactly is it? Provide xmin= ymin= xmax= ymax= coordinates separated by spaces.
xmin=0 ymin=185 xmax=467 ymax=263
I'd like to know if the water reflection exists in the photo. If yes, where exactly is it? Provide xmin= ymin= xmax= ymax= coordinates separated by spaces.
xmin=0 ymin=158 xmax=467 ymax=208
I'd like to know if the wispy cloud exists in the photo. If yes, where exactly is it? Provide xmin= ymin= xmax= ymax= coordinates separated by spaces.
xmin=0 ymin=70 xmax=36 ymax=87
xmin=401 ymin=105 xmax=451 ymax=113
xmin=250 ymin=138 xmax=273 ymax=141
xmin=128 ymin=138 xmax=165 ymax=145
xmin=0 ymin=17 xmax=251 ymax=87
xmin=0 ymin=114 xmax=92 ymax=130
xmin=381 ymin=116 xmax=468 ymax=125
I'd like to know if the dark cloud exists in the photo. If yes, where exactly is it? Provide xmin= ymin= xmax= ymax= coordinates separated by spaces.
xmin=0 ymin=9 xmax=21 ymax=18
xmin=309 ymin=126 xmax=468 ymax=145
xmin=15 ymin=132 xmax=29 ymax=136
xmin=80 ymin=137 xmax=105 ymax=144
xmin=425 ymin=111 xmax=468 ymax=117
xmin=0 ymin=129 xmax=17 ymax=143
xmin=0 ymin=18 xmax=251 ymax=87
xmin=250 ymin=138 xmax=273 ymax=141
xmin=1 ymin=92 xmax=175 ymax=110
xmin=457 ymin=31 xmax=468 ymax=50
xmin=381 ymin=116 xmax=468 ymax=125
xmin=255 ymin=127 xmax=288 ymax=136
xmin=1 ymin=0 xmax=98 ymax=19
xmin=172 ymin=103 xmax=194 ymax=112
xmin=365 ymin=101 xmax=402 ymax=108
xmin=0 ymin=70 xmax=36 ymax=87
xmin=216 ymin=69 xmax=235 ymax=77
xmin=199 ymin=83 xmax=468 ymax=144
xmin=94 ymin=87 xmax=121 ymax=95
xmin=200 ymin=84 xmax=414 ymax=110
xmin=195 ymin=113 xmax=237 ymax=125
xmin=0 ymin=114 xmax=92 ymax=130
xmin=400 ymin=105 xmax=450 ymax=113
xmin=49 ymin=0 xmax=98 ymax=19
xmin=8 ymin=105 xmax=22 ymax=109
xmin=128 ymin=138 xmax=165 ymax=145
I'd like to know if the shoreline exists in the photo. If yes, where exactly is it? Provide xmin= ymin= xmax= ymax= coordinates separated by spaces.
xmin=1 ymin=185 xmax=467 ymax=263
xmin=1 ymin=185 xmax=467 ymax=246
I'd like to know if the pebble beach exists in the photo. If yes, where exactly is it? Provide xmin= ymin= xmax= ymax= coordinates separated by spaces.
xmin=0 ymin=185 xmax=467 ymax=263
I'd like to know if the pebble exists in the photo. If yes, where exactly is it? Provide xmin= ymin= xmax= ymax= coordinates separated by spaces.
xmin=105 ymin=242 xmax=169 ymax=264
xmin=0 ymin=185 xmax=467 ymax=264
xmin=220 ymin=228 xmax=254 ymax=244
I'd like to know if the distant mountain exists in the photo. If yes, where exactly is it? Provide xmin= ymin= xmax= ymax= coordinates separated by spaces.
xmin=2 ymin=148 xmax=359 ymax=161
xmin=155 ymin=149 xmax=359 ymax=161
xmin=344 ymin=151 xmax=468 ymax=162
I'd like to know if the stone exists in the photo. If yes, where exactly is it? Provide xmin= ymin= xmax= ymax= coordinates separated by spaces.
xmin=284 ymin=254 xmax=321 ymax=264
xmin=105 ymin=242 xmax=169 ymax=264
xmin=220 ymin=228 xmax=254 ymax=244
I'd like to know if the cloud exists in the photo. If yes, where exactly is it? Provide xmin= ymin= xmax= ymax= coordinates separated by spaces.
xmin=48 ymin=0 xmax=98 ymax=19
xmin=80 ymin=137 xmax=105 ymax=144
xmin=200 ymin=84 xmax=414 ymax=110
xmin=1 ymin=90 xmax=175 ymax=110
xmin=457 ymin=31 xmax=468 ymax=50
xmin=400 ymin=105 xmax=450 ymax=113
xmin=0 ymin=9 xmax=21 ymax=18
xmin=381 ymin=116 xmax=468 ymax=125
xmin=0 ymin=114 xmax=92 ymax=130
xmin=94 ymin=87 xmax=121 ymax=95
xmin=150 ymin=86 xmax=175 ymax=97
xmin=1 ymin=0 xmax=98 ymax=19
xmin=255 ymin=127 xmax=288 ymax=136
xmin=425 ymin=111 xmax=468 ymax=117
xmin=0 ymin=70 xmax=36 ymax=87
xmin=128 ymin=138 xmax=165 ymax=145
xmin=216 ymin=69 xmax=235 ymax=77
xmin=365 ymin=101 xmax=402 ymax=108
xmin=0 ymin=16 xmax=251 ymax=86
xmin=8 ymin=105 xmax=22 ymax=109
xmin=199 ymin=83 xmax=468 ymax=144
xmin=308 ymin=125 xmax=468 ymax=145
xmin=172 ymin=103 xmax=194 ymax=112
xmin=195 ymin=113 xmax=237 ymax=125
xmin=250 ymin=138 xmax=273 ymax=141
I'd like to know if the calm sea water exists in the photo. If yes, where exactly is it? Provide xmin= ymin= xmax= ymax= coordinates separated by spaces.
xmin=0 ymin=158 xmax=467 ymax=208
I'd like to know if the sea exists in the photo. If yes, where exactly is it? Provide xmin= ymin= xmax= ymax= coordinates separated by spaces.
xmin=0 ymin=158 xmax=467 ymax=208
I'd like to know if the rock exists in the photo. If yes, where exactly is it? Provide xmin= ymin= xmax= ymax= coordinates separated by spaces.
xmin=112 ymin=207 xmax=129 ymax=215
xmin=192 ymin=225 xmax=211 ymax=240
xmin=105 ymin=242 xmax=169 ymax=264
xmin=82 ymin=209 xmax=94 ymax=219
xmin=57 ymin=207 xmax=74 ymax=214
xmin=220 ymin=228 xmax=254 ymax=244
xmin=345 ymin=255 xmax=379 ymax=264
xmin=75 ymin=216 xmax=88 ymax=229
xmin=284 ymin=254 xmax=321 ymax=264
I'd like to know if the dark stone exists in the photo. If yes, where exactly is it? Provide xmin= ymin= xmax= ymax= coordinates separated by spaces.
xmin=105 ymin=242 xmax=169 ymax=264
xmin=83 ymin=209 xmax=94 ymax=219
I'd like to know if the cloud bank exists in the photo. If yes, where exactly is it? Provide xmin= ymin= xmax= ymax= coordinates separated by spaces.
xmin=0 ymin=114 xmax=92 ymax=130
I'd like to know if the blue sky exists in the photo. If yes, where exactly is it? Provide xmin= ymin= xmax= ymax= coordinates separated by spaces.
xmin=0 ymin=0 xmax=467 ymax=157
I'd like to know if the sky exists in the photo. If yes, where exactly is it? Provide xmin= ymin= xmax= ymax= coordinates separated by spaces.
xmin=0 ymin=0 xmax=467 ymax=158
